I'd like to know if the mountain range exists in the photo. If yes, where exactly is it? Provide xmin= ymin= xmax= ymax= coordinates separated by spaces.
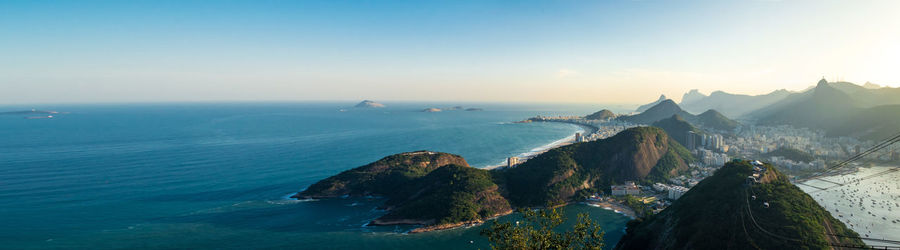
xmin=617 ymin=100 xmax=738 ymax=132
xmin=636 ymin=78 xmax=900 ymax=140
xmin=679 ymin=89 xmax=791 ymax=118
xmin=746 ymin=79 xmax=900 ymax=140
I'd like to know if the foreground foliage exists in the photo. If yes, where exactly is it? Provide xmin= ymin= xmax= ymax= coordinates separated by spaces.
xmin=481 ymin=207 xmax=605 ymax=250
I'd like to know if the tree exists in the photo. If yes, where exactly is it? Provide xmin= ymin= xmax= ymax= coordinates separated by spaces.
xmin=480 ymin=206 xmax=605 ymax=250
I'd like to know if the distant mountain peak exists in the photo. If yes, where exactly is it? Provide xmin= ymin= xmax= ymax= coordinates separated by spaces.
xmin=680 ymin=89 xmax=706 ymax=105
xmin=817 ymin=77 xmax=828 ymax=86
xmin=863 ymin=81 xmax=882 ymax=89
xmin=635 ymin=94 xmax=671 ymax=113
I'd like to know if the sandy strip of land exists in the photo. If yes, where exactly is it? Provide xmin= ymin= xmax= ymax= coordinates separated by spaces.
xmin=585 ymin=201 xmax=637 ymax=219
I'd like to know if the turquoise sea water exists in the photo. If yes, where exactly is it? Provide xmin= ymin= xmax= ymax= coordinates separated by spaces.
xmin=0 ymin=102 xmax=633 ymax=249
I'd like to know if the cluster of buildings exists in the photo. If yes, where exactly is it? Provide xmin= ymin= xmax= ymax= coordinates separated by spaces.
xmin=696 ymin=148 xmax=731 ymax=167
xmin=685 ymin=131 xmax=726 ymax=152
xmin=611 ymin=182 xmax=641 ymax=196
xmin=653 ymin=183 xmax=689 ymax=200
xmin=730 ymin=125 xmax=859 ymax=160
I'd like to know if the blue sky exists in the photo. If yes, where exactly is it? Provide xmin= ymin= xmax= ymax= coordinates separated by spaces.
xmin=2 ymin=0 xmax=899 ymax=104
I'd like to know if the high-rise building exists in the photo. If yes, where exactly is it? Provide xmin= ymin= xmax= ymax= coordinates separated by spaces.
xmin=507 ymin=157 xmax=518 ymax=168
xmin=575 ymin=133 xmax=583 ymax=143
xmin=686 ymin=131 xmax=698 ymax=149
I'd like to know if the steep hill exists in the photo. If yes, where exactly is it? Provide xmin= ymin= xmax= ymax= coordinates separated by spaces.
xmin=585 ymin=109 xmax=616 ymax=120
xmin=501 ymin=127 xmax=695 ymax=206
xmin=696 ymin=109 xmax=739 ymax=131
xmin=652 ymin=115 xmax=702 ymax=147
xmin=618 ymin=100 xmax=696 ymax=125
xmin=680 ymin=89 xmax=706 ymax=105
xmin=636 ymin=95 xmax=668 ymax=113
xmin=615 ymin=160 xmax=862 ymax=249
xmin=680 ymin=89 xmax=791 ymax=118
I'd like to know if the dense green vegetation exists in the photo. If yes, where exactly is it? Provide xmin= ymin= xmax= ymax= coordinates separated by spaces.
xmin=481 ymin=206 xmax=605 ymax=250
xmin=619 ymin=195 xmax=652 ymax=218
xmin=584 ymin=109 xmax=616 ymax=120
xmin=501 ymin=127 xmax=694 ymax=207
xmin=615 ymin=160 xmax=863 ymax=249
xmin=763 ymin=147 xmax=815 ymax=163
xmin=696 ymin=109 xmax=739 ymax=131
xmin=378 ymin=164 xmax=510 ymax=225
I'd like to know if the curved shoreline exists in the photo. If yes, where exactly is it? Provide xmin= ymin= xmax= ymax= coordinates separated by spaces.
xmin=483 ymin=121 xmax=596 ymax=170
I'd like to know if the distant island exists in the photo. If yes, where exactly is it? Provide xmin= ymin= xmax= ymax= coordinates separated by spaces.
xmin=465 ymin=108 xmax=483 ymax=111
xmin=354 ymin=100 xmax=385 ymax=108
xmin=421 ymin=108 xmax=441 ymax=112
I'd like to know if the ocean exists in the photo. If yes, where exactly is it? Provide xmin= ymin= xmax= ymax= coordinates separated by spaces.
xmin=0 ymin=102 xmax=634 ymax=249
xmin=800 ymin=166 xmax=900 ymax=247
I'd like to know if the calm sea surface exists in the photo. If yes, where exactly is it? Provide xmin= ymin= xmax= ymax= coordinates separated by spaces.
xmin=0 ymin=102 xmax=634 ymax=249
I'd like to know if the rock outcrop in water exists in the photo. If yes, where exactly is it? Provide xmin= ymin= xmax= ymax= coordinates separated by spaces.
xmin=297 ymin=127 xmax=697 ymax=232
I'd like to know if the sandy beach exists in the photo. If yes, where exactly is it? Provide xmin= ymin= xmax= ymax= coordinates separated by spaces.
xmin=585 ymin=201 xmax=637 ymax=219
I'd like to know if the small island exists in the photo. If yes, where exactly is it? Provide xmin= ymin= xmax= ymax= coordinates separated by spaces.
xmin=421 ymin=108 xmax=442 ymax=112
xmin=354 ymin=100 xmax=385 ymax=108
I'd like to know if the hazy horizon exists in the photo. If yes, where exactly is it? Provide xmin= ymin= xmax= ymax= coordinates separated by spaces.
xmin=3 ymin=0 xmax=899 ymax=105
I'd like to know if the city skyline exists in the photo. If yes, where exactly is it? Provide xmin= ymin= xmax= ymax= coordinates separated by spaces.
xmin=2 ymin=0 xmax=899 ymax=105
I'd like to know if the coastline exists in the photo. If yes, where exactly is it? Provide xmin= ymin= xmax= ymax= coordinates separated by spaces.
xmin=585 ymin=201 xmax=637 ymax=219
xmin=483 ymin=121 xmax=594 ymax=170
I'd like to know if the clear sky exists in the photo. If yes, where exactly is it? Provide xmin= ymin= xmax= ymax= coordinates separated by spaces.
xmin=2 ymin=0 xmax=899 ymax=105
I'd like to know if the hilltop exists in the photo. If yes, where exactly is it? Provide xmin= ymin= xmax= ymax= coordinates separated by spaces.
xmin=615 ymin=160 xmax=862 ymax=249
xmin=617 ymin=100 xmax=695 ymax=125
xmin=297 ymin=127 xmax=696 ymax=231
xmin=635 ymin=95 xmax=668 ymax=113
xmin=696 ymin=109 xmax=739 ymax=131
xmin=585 ymin=109 xmax=616 ymax=120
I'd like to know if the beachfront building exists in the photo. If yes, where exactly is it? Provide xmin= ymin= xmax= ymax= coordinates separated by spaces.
xmin=507 ymin=157 xmax=518 ymax=168
xmin=611 ymin=182 xmax=640 ymax=196
xmin=575 ymin=132 xmax=584 ymax=143
xmin=668 ymin=186 xmax=689 ymax=200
